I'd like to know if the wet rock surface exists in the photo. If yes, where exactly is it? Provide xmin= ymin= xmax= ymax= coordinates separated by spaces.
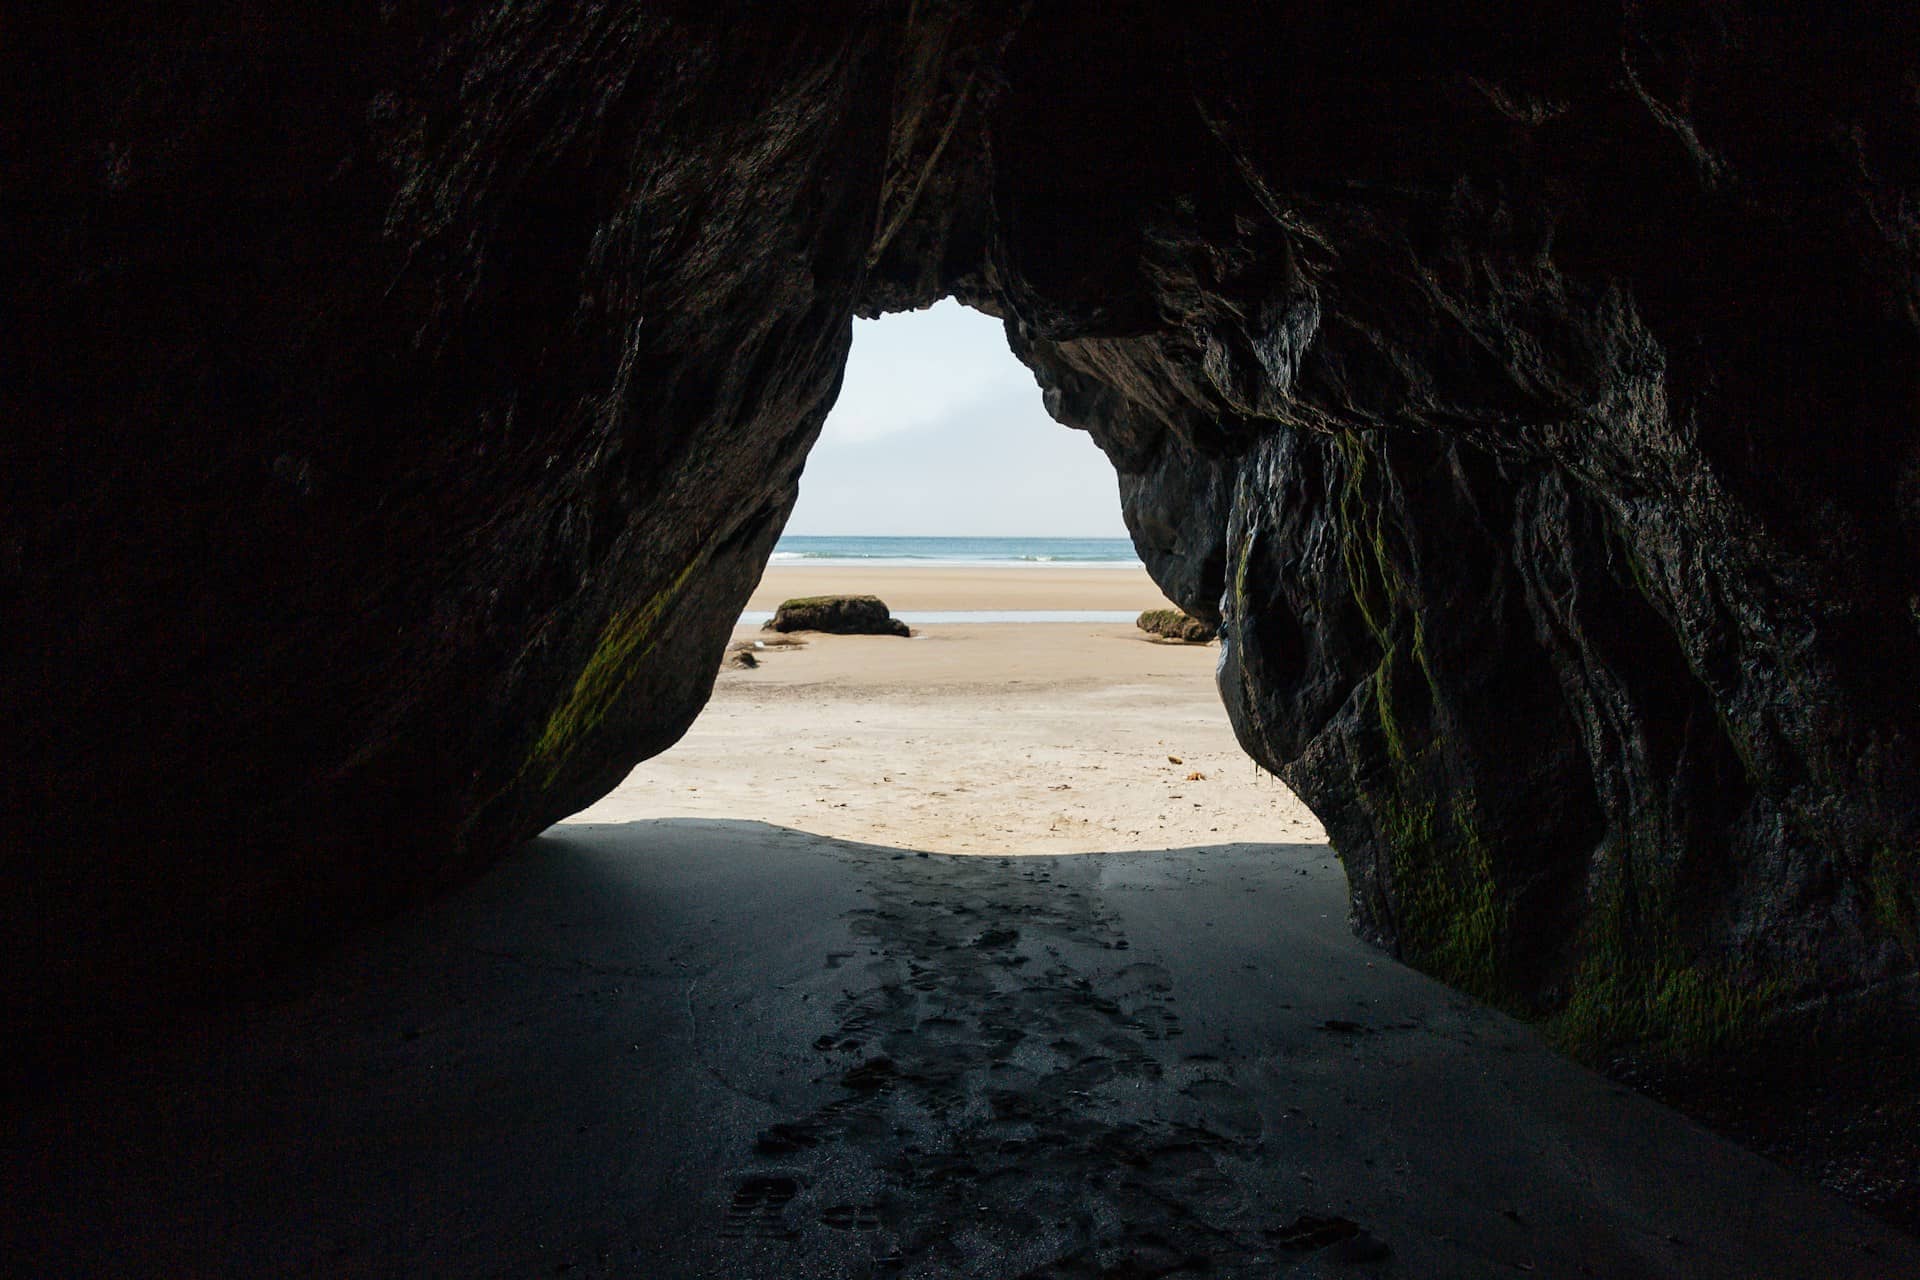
xmin=7 ymin=0 xmax=1920 ymax=1223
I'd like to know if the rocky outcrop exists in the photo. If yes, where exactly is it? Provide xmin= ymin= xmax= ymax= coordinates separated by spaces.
xmin=6 ymin=5 xmax=892 ymax=1050
xmin=8 ymin=0 xmax=1919 ymax=1213
xmin=765 ymin=596 xmax=910 ymax=637
xmin=1136 ymin=609 xmax=1214 ymax=644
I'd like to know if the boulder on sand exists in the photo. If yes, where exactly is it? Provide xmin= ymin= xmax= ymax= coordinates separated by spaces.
xmin=764 ymin=595 xmax=910 ymax=636
xmin=1136 ymin=608 xmax=1214 ymax=643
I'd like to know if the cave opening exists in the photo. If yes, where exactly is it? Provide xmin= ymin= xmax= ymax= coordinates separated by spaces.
xmin=783 ymin=299 xmax=1124 ymax=545
xmin=13 ymin=5 xmax=1920 ymax=1270
xmin=565 ymin=297 xmax=1327 ymax=857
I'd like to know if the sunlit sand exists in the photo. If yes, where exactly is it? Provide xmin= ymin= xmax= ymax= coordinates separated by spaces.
xmin=570 ymin=565 xmax=1327 ymax=854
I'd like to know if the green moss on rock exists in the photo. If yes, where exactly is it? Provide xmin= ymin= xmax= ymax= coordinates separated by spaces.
xmin=1547 ymin=871 xmax=1787 ymax=1061
xmin=1868 ymin=843 xmax=1920 ymax=960
xmin=1381 ymin=787 xmax=1513 ymax=1007
xmin=1371 ymin=644 xmax=1410 ymax=765
xmin=1136 ymin=608 xmax=1214 ymax=642
xmin=530 ymin=558 xmax=703 ymax=784
xmin=764 ymin=595 xmax=910 ymax=636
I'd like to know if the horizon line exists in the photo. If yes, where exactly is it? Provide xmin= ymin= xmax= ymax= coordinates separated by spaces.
xmin=777 ymin=531 xmax=1134 ymax=539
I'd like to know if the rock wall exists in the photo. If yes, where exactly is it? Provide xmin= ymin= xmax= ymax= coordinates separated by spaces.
xmin=912 ymin=3 xmax=1920 ymax=1074
xmin=8 ymin=1 xmax=1919 ymax=1174
xmin=6 ymin=2 xmax=896 ymax=1032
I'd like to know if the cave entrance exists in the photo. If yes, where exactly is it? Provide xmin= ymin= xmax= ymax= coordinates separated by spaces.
xmin=564 ymin=300 xmax=1326 ymax=855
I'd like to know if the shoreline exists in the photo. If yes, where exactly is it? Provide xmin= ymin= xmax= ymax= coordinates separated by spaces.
xmin=739 ymin=609 xmax=1145 ymax=625
xmin=767 ymin=557 xmax=1144 ymax=568
xmin=747 ymin=561 xmax=1172 ymax=613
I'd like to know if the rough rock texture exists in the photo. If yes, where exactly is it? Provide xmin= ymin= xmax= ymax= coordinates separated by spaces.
xmin=764 ymin=595 xmax=910 ymax=636
xmin=1136 ymin=609 xmax=1214 ymax=644
xmin=6 ymin=3 xmax=890 ymax=1044
xmin=8 ymin=0 xmax=1920 ymax=1216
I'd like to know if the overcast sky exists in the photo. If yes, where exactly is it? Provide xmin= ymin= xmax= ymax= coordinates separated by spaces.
xmin=784 ymin=300 xmax=1128 ymax=537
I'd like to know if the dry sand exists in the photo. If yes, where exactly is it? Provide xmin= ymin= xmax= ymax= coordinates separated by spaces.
xmin=567 ymin=622 xmax=1324 ymax=854
xmin=577 ymin=561 xmax=1324 ymax=853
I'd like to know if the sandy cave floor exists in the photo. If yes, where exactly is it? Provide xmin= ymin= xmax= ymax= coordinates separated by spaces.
xmin=7 ymin=594 xmax=1917 ymax=1275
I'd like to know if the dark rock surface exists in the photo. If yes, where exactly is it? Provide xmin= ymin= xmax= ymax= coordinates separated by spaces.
xmin=1136 ymin=608 xmax=1215 ymax=644
xmin=8 ymin=0 xmax=1920 ymax=1221
xmin=764 ymin=596 xmax=910 ymax=637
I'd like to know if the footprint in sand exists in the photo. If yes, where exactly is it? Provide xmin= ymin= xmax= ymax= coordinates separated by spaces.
xmin=1179 ymin=1077 xmax=1263 ymax=1138
xmin=720 ymin=1175 xmax=800 ymax=1240
xmin=817 ymin=1203 xmax=883 ymax=1231
xmin=1123 ymin=1004 xmax=1184 ymax=1041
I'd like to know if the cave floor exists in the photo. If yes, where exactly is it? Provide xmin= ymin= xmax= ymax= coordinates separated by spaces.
xmin=8 ymin=821 xmax=1914 ymax=1278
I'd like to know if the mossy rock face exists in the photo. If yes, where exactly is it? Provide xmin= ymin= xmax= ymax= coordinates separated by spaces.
xmin=764 ymin=595 xmax=910 ymax=636
xmin=1136 ymin=608 xmax=1214 ymax=643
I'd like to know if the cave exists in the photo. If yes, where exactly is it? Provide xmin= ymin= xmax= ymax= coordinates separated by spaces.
xmin=7 ymin=3 xmax=1920 ymax=1272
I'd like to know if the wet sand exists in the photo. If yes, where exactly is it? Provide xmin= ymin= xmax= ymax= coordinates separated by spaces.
xmin=8 ymin=823 xmax=1913 ymax=1276
xmin=748 ymin=563 xmax=1166 ymax=613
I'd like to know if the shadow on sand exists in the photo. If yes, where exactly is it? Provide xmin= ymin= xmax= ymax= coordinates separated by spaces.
xmin=4 ymin=819 xmax=1912 ymax=1277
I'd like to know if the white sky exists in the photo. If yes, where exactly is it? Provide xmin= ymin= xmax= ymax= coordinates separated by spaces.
xmin=784 ymin=300 xmax=1129 ymax=537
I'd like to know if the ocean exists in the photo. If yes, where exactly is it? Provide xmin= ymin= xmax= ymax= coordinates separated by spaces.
xmin=769 ymin=535 xmax=1140 ymax=567
xmin=751 ymin=535 xmax=1148 ymax=625
xmin=740 ymin=608 xmax=1145 ymax=625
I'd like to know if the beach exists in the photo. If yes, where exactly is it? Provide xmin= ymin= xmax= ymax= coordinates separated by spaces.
xmin=571 ymin=563 xmax=1325 ymax=853
xmin=15 ymin=560 xmax=1913 ymax=1275
xmin=544 ymin=573 xmax=1920 ymax=1276
xmin=744 ymin=562 xmax=1166 ymax=612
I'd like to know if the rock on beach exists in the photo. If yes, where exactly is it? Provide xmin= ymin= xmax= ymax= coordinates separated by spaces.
xmin=1136 ymin=608 xmax=1214 ymax=643
xmin=764 ymin=595 xmax=910 ymax=636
